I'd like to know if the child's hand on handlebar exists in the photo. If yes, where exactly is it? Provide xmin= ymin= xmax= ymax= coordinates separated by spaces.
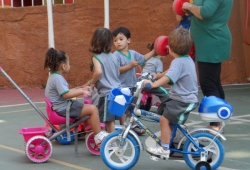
xmin=150 ymin=73 xmax=157 ymax=80
xmin=83 ymin=86 xmax=92 ymax=91
xmin=143 ymin=80 xmax=153 ymax=88
xmin=83 ymin=89 xmax=91 ymax=97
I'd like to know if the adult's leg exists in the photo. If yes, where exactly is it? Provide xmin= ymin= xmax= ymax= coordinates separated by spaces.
xmin=216 ymin=64 xmax=225 ymax=99
xmin=197 ymin=62 xmax=224 ymax=127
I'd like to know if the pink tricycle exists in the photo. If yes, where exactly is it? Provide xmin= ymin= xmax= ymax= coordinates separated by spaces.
xmin=0 ymin=66 xmax=105 ymax=163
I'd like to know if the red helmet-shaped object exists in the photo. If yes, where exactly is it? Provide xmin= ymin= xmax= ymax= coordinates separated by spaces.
xmin=154 ymin=36 xmax=169 ymax=56
xmin=173 ymin=0 xmax=190 ymax=16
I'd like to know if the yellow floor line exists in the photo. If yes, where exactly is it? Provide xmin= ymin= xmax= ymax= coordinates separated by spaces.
xmin=0 ymin=144 xmax=91 ymax=170
xmin=0 ymin=144 xmax=25 ymax=154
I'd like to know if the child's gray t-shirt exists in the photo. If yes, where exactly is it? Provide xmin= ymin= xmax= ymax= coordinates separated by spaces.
xmin=113 ymin=50 xmax=145 ymax=88
xmin=94 ymin=52 xmax=121 ymax=97
xmin=45 ymin=72 xmax=69 ymax=112
xmin=142 ymin=56 xmax=163 ymax=74
xmin=165 ymin=55 xmax=198 ymax=103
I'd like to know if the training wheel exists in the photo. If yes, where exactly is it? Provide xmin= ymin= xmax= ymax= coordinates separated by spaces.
xmin=173 ymin=0 xmax=190 ymax=16
xmin=154 ymin=36 xmax=169 ymax=56
xmin=25 ymin=135 xmax=52 ymax=163
xmin=195 ymin=161 xmax=211 ymax=170
xmin=85 ymin=132 xmax=101 ymax=155
xmin=56 ymin=132 xmax=74 ymax=145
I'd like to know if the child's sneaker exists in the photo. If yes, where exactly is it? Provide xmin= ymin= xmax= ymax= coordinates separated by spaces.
xmin=131 ymin=125 xmax=146 ymax=136
xmin=146 ymin=146 xmax=170 ymax=159
xmin=108 ymin=140 xmax=118 ymax=149
xmin=94 ymin=131 xmax=109 ymax=145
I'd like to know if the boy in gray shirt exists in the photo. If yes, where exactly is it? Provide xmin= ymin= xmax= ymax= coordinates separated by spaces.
xmin=112 ymin=27 xmax=168 ymax=135
xmin=143 ymin=27 xmax=198 ymax=159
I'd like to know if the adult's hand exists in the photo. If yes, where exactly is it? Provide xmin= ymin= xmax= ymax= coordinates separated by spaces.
xmin=182 ymin=2 xmax=202 ymax=19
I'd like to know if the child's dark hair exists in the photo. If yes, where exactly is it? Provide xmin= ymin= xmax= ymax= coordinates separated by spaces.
xmin=90 ymin=56 xmax=94 ymax=72
xmin=147 ymin=42 xmax=154 ymax=51
xmin=44 ymin=48 xmax=67 ymax=72
xmin=112 ymin=27 xmax=131 ymax=39
xmin=168 ymin=26 xmax=192 ymax=55
xmin=89 ymin=28 xmax=113 ymax=54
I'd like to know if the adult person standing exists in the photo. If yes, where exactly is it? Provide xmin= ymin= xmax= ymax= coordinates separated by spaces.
xmin=182 ymin=0 xmax=233 ymax=132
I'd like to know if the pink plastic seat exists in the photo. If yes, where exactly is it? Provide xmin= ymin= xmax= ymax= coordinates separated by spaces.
xmin=44 ymin=98 xmax=74 ymax=125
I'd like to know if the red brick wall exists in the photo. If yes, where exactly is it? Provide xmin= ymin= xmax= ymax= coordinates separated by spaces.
xmin=0 ymin=0 xmax=249 ymax=89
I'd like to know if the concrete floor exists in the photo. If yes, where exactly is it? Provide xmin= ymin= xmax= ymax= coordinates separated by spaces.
xmin=0 ymin=84 xmax=250 ymax=170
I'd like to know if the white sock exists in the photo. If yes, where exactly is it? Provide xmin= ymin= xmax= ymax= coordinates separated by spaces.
xmin=161 ymin=142 xmax=169 ymax=151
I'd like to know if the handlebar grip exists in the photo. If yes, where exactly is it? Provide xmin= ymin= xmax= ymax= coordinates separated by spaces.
xmin=145 ymin=83 xmax=151 ymax=89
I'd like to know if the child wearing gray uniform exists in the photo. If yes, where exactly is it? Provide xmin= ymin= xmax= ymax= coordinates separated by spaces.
xmin=113 ymin=49 xmax=147 ymax=88
xmin=84 ymin=28 xmax=121 ymax=133
xmin=112 ymin=27 xmax=168 ymax=135
xmin=142 ymin=42 xmax=164 ymax=77
xmin=142 ymin=56 xmax=163 ymax=74
xmin=143 ymin=27 xmax=199 ymax=158
xmin=44 ymin=48 xmax=108 ymax=146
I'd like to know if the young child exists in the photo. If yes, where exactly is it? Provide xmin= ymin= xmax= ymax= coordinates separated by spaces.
xmin=44 ymin=47 xmax=108 ymax=146
xmin=143 ymin=27 xmax=198 ymax=158
xmin=112 ymin=27 xmax=155 ymax=89
xmin=84 ymin=27 xmax=121 ymax=133
xmin=112 ymin=27 xmax=168 ymax=135
xmin=142 ymin=42 xmax=164 ymax=77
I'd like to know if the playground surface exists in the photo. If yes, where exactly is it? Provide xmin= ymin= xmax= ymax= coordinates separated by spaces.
xmin=0 ymin=84 xmax=250 ymax=170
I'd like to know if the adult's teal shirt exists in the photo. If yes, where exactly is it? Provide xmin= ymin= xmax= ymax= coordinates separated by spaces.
xmin=190 ymin=0 xmax=233 ymax=63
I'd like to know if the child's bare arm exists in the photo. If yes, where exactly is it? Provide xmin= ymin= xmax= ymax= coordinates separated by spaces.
xmin=151 ymin=69 xmax=168 ymax=80
xmin=84 ymin=57 xmax=102 ymax=86
xmin=144 ymin=49 xmax=156 ymax=61
xmin=144 ymin=76 xmax=170 ymax=89
xmin=92 ymin=57 xmax=102 ymax=84
xmin=137 ymin=65 xmax=143 ymax=73
xmin=152 ymin=76 xmax=170 ymax=88
xmin=74 ymin=85 xmax=91 ymax=89
xmin=62 ymin=88 xmax=90 ymax=99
